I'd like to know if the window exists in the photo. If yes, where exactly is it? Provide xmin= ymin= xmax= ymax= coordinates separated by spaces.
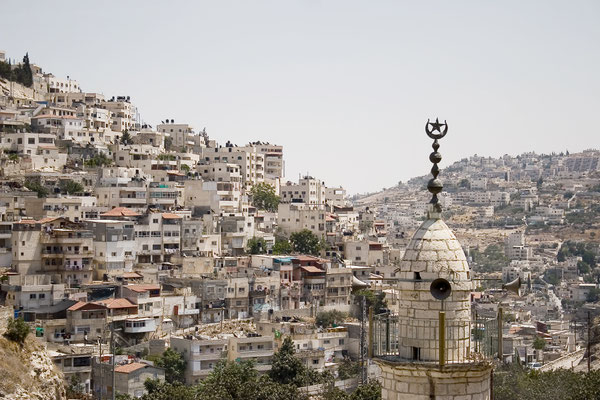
xmin=30 ymin=293 xmax=37 ymax=299
xmin=39 ymin=293 xmax=46 ymax=299
xmin=313 ymin=359 xmax=319 ymax=365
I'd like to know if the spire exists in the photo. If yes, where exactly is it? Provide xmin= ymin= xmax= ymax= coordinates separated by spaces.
xmin=425 ymin=118 xmax=448 ymax=217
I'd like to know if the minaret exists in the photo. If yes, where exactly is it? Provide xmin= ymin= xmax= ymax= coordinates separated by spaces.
xmin=373 ymin=119 xmax=493 ymax=400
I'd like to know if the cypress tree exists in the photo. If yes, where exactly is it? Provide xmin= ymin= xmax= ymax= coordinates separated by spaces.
xmin=21 ymin=53 xmax=33 ymax=87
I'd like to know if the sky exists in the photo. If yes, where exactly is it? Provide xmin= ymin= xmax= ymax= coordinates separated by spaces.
xmin=2 ymin=1 xmax=599 ymax=194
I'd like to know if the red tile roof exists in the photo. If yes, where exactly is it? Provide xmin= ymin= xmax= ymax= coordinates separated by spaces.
xmin=68 ymin=301 xmax=106 ymax=311
xmin=120 ymin=272 xmax=143 ymax=279
xmin=100 ymin=207 xmax=141 ymax=217
xmin=67 ymin=301 xmax=88 ymax=311
xmin=125 ymin=284 xmax=160 ymax=293
xmin=300 ymin=266 xmax=324 ymax=274
xmin=115 ymin=362 xmax=147 ymax=374
xmin=161 ymin=213 xmax=182 ymax=220
xmin=94 ymin=298 xmax=137 ymax=309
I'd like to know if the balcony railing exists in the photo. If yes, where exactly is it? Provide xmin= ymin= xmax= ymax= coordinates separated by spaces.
xmin=372 ymin=312 xmax=497 ymax=365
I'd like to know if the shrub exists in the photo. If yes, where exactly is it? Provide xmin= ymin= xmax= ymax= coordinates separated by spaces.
xmin=4 ymin=317 xmax=30 ymax=344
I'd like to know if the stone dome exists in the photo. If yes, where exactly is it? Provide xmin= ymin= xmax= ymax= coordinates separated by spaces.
xmin=396 ymin=214 xmax=473 ymax=362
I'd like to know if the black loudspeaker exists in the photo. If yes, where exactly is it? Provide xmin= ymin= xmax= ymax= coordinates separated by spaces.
xmin=430 ymin=278 xmax=452 ymax=300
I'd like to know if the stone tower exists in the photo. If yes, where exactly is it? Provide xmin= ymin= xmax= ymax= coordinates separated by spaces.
xmin=374 ymin=119 xmax=493 ymax=400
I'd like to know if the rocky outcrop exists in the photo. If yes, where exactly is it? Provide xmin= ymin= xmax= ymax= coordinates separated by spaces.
xmin=0 ymin=335 xmax=66 ymax=400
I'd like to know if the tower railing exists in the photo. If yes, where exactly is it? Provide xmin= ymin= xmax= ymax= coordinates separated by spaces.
xmin=372 ymin=311 xmax=497 ymax=365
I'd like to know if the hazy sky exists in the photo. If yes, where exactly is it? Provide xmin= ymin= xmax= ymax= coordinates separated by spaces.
xmin=2 ymin=1 xmax=599 ymax=193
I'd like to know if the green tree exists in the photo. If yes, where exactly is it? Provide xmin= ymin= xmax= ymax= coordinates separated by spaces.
xmin=250 ymin=183 xmax=280 ymax=212
xmin=153 ymin=348 xmax=186 ymax=384
xmin=494 ymin=363 xmax=600 ymax=400
xmin=359 ymin=220 xmax=373 ymax=234
xmin=273 ymin=238 xmax=293 ymax=255
xmin=4 ymin=317 xmax=30 ymax=344
xmin=21 ymin=53 xmax=33 ymax=87
xmin=120 ymin=129 xmax=133 ymax=145
xmin=290 ymin=229 xmax=321 ymax=255
xmin=533 ymin=336 xmax=546 ymax=350
xmin=60 ymin=180 xmax=84 ymax=195
xmin=337 ymin=358 xmax=360 ymax=380
xmin=164 ymin=136 xmax=173 ymax=151
xmin=24 ymin=180 xmax=49 ymax=198
xmin=269 ymin=336 xmax=306 ymax=385
xmin=354 ymin=289 xmax=388 ymax=315
xmin=350 ymin=380 xmax=382 ymax=400
xmin=180 ymin=164 xmax=190 ymax=173
xmin=85 ymin=153 xmax=113 ymax=167
xmin=197 ymin=359 xmax=306 ymax=400
xmin=247 ymin=237 xmax=267 ymax=255
xmin=586 ymin=288 xmax=600 ymax=303
xmin=66 ymin=374 xmax=85 ymax=399
xmin=315 ymin=310 xmax=347 ymax=328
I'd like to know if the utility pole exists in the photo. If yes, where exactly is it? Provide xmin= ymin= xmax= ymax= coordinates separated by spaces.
xmin=360 ymin=296 xmax=367 ymax=384
xmin=98 ymin=334 xmax=103 ymax=400
xmin=111 ymin=323 xmax=116 ymax=400
xmin=588 ymin=311 xmax=591 ymax=373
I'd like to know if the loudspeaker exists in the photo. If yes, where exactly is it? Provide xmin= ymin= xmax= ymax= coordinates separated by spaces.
xmin=430 ymin=278 xmax=452 ymax=300
xmin=502 ymin=277 xmax=521 ymax=295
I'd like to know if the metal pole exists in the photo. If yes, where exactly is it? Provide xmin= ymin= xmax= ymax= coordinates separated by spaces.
xmin=98 ymin=336 xmax=103 ymax=400
xmin=368 ymin=306 xmax=373 ymax=358
xmin=497 ymin=307 xmax=503 ymax=362
xmin=588 ymin=311 xmax=591 ymax=373
xmin=111 ymin=324 xmax=116 ymax=400
xmin=439 ymin=311 xmax=446 ymax=366
xmin=360 ymin=296 xmax=366 ymax=384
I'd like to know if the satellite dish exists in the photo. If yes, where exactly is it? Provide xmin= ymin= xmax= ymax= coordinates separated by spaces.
xmin=430 ymin=278 xmax=452 ymax=300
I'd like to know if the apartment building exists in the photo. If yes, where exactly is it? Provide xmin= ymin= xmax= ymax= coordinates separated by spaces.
xmin=2 ymin=274 xmax=65 ymax=311
xmin=172 ymin=335 xmax=274 ymax=384
xmin=280 ymin=176 xmax=325 ymax=205
xmin=277 ymin=202 xmax=326 ymax=237
xmin=241 ymin=142 xmax=284 ymax=182
xmin=324 ymin=264 xmax=353 ymax=309
xmin=104 ymin=97 xmax=138 ymax=132
xmin=11 ymin=217 xmax=94 ymax=285
xmin=201 ymin=146 xmax=265 ymax=187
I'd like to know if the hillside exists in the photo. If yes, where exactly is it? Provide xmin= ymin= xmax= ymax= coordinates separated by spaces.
xmin=0 ymin=334 xmax=66 ymax=400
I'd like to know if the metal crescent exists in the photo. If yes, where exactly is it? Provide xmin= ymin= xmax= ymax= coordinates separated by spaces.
xmin=440 ymin=120 xmax=448 ymax=138
xmin=425 ymin=120 xmax=448 ymax=140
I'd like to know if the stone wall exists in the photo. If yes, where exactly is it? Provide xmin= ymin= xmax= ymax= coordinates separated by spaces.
xmin=376 ymin=359 xmax=492 ymax=400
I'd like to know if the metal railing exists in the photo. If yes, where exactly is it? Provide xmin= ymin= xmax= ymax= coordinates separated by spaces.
xmin=372 ymin=311 xmax=498 ymax=365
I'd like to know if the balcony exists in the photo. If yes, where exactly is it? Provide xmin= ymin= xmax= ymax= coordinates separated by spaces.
xmin=40 ymin=233 xmax=94 ymax=244
xmin=237 ymin=349 xmax=274 ymax=358
xmin=190 ymin=351 xmax=227 ymax=361
xmin=124 ymin=317 xmax=157 ymax=333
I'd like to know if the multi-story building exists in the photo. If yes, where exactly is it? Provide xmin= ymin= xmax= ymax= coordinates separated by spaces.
xmin=12 ymin=217 xmax=94 ymax=285
xmin=92 ymin=360 xmax=165 ymax=399
xmin=280 ymin=176 xmax=326 ymax=205
xmin=324 ymin=263 xmax=353 ymax=309
xmin=201 ymin=146 xmax=265 ymax=187
xmin=104 ymin=97 xmax=138 ymax=133
xmin=171 ymin=335 xmax=274 ymax=385
xmin=2 ymin=274 xmax=65 ymax=311
xmin=277 ymin=202 xmax=325 ymax=238
xmin=241 ymin=142 xmax=284 ymax=182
